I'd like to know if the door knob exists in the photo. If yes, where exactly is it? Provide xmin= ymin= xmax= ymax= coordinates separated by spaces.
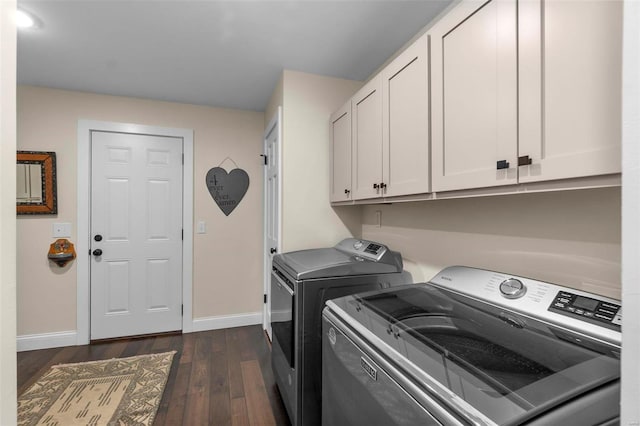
xmin=92 ymin=249 xmax=103 ymax=256
xmin=270 ymin=248 xmax=277 ymax=254
xmin=344 ymin=189 xmax=350 ymax=195
xmin=380 ymin=182 xmax=387 ymax=189
xmin=373 ymin=183 xmax=380 ymax=189
xmin=94 ymin=234 xmax=103 ymax=242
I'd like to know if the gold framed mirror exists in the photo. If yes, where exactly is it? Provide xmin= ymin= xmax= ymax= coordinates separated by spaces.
xmin=17 ymin=151 xmax=57 ymax=215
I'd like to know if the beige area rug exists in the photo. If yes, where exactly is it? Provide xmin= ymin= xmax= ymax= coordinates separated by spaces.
xmin=18 ymin=351 xmax=176 ymax=426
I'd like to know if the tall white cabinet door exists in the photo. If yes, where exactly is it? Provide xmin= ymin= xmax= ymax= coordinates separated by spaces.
xmin=431 ymin=0 xmax=518 ymax=192
xmin=518 ymin=0 xmax=622 ymax=183
xmin=330 ymin=101 xmax=353 ymax=202
xmin=352 ymin=76 xmax=383 ymax=200
xmin=382 ymin=35 xmax=430 ymax=197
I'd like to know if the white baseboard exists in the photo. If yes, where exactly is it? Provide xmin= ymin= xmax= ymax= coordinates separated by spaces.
xmin=17 ymin=330 xmax=77 ymax=352
xmin=17 ymin=313 xmax=263 ymax=350
xmin=190 ymin=311 xmax=262 ymax=333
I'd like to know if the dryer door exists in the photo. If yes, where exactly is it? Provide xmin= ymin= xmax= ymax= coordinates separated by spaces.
xmin=271 ymin=270 xmax=294 ymax=368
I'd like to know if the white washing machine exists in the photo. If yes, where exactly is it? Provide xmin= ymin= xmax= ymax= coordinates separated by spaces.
xmin=323 ymin=266 xmax=621 ymax=425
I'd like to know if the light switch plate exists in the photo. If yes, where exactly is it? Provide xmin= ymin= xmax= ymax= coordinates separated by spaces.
xmin=197 ymin=220 xmax=206 ymax=234
xmin=53 ymin=223 xmax=72 ymax=238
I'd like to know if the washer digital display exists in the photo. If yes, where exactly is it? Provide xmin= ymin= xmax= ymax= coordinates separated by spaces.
xmin=573 ymin=296 xmax=599 ymax=311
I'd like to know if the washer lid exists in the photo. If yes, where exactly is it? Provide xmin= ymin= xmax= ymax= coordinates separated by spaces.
xmin=326 ymin=282 xmax=620 ymax=426
xmin=272 ymin=239 xmax=402 ymax=280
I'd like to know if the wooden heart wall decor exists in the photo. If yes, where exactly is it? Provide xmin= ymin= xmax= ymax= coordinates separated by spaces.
xmin=206 ymin=166 xmax=250 ymax=216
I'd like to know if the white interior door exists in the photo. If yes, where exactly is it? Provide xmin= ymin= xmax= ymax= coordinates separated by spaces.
xmin=263 ymin=108 xmax=281 ymax=340
xmin=90 ymin=131 xmax=183 ymax=340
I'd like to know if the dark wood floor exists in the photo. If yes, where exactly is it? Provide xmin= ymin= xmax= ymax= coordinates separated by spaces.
xmin=17 ymin=325 xmax=291 ymax=426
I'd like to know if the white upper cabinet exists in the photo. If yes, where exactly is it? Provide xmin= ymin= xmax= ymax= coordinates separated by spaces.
xmin=352 ymin=76 xmax=383 ymax=200
xmin=431 ymin=0 xmax=622 ymax=193
xmin=431 ymin=0 xmax=518 ymax=192
xmin=331 ymin=0 xmax=622 ymax=203
xmin=518 ymin=0 xmax=622 ymax=183
xmin=330 ymin=101 xmax=353 ymax=202
xmin=346 ymin=35 xmax=430 ymax=201
xmin=382 ymin=35 xmax=430 ymax=197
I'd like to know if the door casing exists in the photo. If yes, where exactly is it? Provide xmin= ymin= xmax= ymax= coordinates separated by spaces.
xmin=77 ymin=120 xmax=194 ymax=344
xmin=263 ymin=107 xmax=282 ymax=339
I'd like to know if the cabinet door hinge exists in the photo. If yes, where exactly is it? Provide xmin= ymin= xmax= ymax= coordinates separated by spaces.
xmin=181 ymin=304 xmax=184 ymax=316
xmin=181 ymin=229 xmax=184 ymax=240
xmin=264 ymin=294 xmax=267 ymax=304
xmin=260 ymin=154 xmax=268 ymax=165
xmin=182 ymin=153 xmax=184 ymax=164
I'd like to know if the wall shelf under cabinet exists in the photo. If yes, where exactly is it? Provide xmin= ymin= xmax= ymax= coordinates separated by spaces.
xmin=330 ymin=173 xmax=621 ymax=206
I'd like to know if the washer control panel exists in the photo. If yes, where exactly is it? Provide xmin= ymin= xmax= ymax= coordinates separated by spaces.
xmin=429 ymin=266 xmax=622 ymax=346
xmin=549 ymin=290 xmax=621 ymax=330
xmin=499 ymin=278 xmax=527 ymax=299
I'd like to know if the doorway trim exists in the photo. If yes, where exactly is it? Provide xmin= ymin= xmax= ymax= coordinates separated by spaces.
xmin=77 ymin=120 xmax=194 ymax=345
xmin=263 ymin=107 xmax=282 ymax=335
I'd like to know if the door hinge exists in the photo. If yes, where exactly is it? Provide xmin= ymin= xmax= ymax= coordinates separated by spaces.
xmin=260 ymin=154 xmax=268 ymax=165
xmin=182 ymin=153 xmax=184 ymax=164
xmin=181 ymin=229 xmax=184 ymax=240
xmin=181 ymin=304 xmax=184 ymax=316
xmin=264 ymin=294 xmax=267 ymax=304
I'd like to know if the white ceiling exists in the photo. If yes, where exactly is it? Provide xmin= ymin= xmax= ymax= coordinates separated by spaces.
xmin=17 ymin=0 xmax=453 ymax=111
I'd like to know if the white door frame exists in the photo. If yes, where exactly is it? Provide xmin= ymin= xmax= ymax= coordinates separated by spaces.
xmin=263 ymin=107 xmax=282 ymax=335
xmin=77 ymin=120 xmax=194 ymax=344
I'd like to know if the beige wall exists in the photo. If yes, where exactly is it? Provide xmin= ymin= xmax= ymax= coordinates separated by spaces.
xmin=17 ymin=86 xmax=264 ymax=336
xmin=0 ymin=1 xmax=17 ymax=422
xmin=265 ymin=74 xmax=283 ymax=128
xmin=279 ymin=70 xmax=363 ymax=251
xmin=362 ymin=187 xmax=621 ymax=299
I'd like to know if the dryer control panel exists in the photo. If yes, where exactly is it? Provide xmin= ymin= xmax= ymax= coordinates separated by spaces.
xmin=335 ymin=238 xmax=390 ymax=262
xmin=549 ymin=291 xmax=622 ymax=330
